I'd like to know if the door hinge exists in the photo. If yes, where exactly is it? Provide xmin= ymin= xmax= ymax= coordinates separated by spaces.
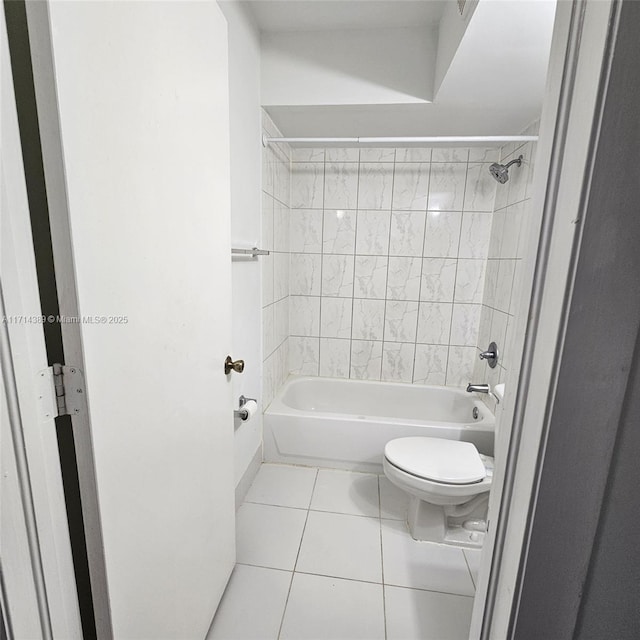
xmin=37 ymin=364 xmax=85 ymax=420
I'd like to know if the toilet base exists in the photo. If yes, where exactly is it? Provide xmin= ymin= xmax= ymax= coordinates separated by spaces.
xmin=406 ymin=494 xmax=489 ymax=548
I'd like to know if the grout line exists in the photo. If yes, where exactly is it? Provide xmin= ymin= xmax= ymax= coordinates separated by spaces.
xmin=379 ymin=155 xmax=397 ymax=380
xmin=461 ymin=549 xmax=477 ymax=591
xmin=316 ymin=160 xmax=326 ymax=377
xmin=445 ymin=163 xmax=471 ymax=385
xmin=347 ymin=159 xmax=361 ymax=378
xmin=378 ymin=476 xmax=388 ymax=640
xmin=276 ymin=468 xmax=318 ymax=640
xmin=411 ymin=160 xmax=432 ymax=384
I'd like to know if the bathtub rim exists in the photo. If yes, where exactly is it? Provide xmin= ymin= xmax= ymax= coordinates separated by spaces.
xmin=266 ymin=374 xmax=496 ymax=432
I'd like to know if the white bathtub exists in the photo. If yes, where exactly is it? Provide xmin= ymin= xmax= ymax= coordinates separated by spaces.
xmin=264 ymin=376 xmax=495 ymax=473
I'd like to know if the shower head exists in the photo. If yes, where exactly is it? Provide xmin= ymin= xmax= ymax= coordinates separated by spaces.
xmin=489 ymin=155 xmax=523 ymax=184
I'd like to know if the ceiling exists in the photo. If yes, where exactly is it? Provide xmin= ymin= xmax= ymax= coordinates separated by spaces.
xmin=241 ymin=0 xmax=557 ymax=139
xmin=244 ymin=0 xmax=447 ymax=32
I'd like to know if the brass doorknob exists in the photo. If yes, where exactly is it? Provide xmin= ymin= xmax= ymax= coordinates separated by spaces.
xmin=224 ymin=356 xmax=245 ymax=375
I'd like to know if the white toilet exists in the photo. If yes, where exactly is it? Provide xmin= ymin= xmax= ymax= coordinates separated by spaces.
xmin=383 ymin=437 xmax=494 ymax=547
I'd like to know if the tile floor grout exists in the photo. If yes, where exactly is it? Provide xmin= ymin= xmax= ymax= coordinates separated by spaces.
xmin=235 ymin=560 xmax=476 ymax=599
xmin=276 ymin=467 xmax=319 ymax=640
xmin=227 ymin=463 xmax=477 ymax=640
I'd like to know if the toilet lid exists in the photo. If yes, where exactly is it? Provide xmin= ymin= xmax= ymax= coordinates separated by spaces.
xmin=384 ymin=437 xmax=486 ymax=484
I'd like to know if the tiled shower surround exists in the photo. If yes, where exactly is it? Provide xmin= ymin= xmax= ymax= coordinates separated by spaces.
xmin=287 ymin=147 xmax=501 ymax=386
xmin=473 ymin=122 xmax=539 ymax=401
xmin=261 ymin=114 xmax=292 ymax=407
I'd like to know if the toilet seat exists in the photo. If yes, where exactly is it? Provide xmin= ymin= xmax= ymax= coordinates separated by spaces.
xmin=384 ymin=437 xmax=487 ymax=485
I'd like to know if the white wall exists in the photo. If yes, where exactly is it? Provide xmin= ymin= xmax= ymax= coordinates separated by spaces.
xmin=261 ymin=27 xmax=437 ymax=106
xmin=219 ymin=1 xmax=263 ymax=490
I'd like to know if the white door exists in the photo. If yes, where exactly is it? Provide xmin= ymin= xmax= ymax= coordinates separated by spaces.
xmin=1 ymin=6 xmax=81 ymax=638
xmin=27 ymin=1 xmax=236 ymax=638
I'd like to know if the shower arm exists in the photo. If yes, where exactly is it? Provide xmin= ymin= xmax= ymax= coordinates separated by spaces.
xmin=503 ymin=155 xmax=524 ymax=169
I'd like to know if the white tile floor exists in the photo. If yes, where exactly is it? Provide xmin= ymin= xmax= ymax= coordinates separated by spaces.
xmin=208 ymin=464 xmax=478 ymax=640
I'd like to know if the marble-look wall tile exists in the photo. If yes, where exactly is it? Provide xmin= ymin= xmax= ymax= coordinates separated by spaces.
xmin=482 ymin=259 xmax=499 ymax=309
xmin=389 ymin=211 xmax=426 ymax=256
xmin=500 ymin=203 xmax=523 ymax=259
xmin=326 ymin=148 xmax=359 ymax=163
xmin=454 ymin=260 xmax=485 ymax=304
xmin=321 ymin=254 xmax=354 ymax=297
xmin=428 ymin=163 xmax=466 ymax=211
xmin=494 ymin=260 xmax=516 ymax=312
xmin=474 ymin=121 xmax=539 ymax=386
xmin=262 ymin=192 xmax=274 ymax=252
xmin=477 ymin=305 xmax=493 ymax=352
xmin=432 ymin=148 xmax=469 ymax=163
xmin=319 ymin=338 xmax=351 ymax=378
xmin=350 ymin=340 xmax=383 ymax=380
xmin=386 ymin=256 xmax=422 ymax=301
xmin=354 ymin=256 xmax=388 ymax=299
xmin=274 ymin=154 xmax=290 ymax=206
xmin=320 ymin=297 xmax=353 ymax=339
xmin=323 ymin=210 xmax=356 ymax=254
xmin=274 ymin=252 xmax=290 ymax=301
xmin=262 ymin=145 xmax=275 ymax=198
xmin=417 ymin=302 xmax=453 ymax=345
xmin=263 ymin=303 xmax=275 ymax=357
xmin=488 ymin=210 xmax=505 ymax=258
xmin=509 ymin=261 xmax=523 ymax=316
xmin=384 ymin=300 xmax=419 ymax=342
xmin=446 ymin=346 xmax=476 ymax=386
xmin=289 ymin=295 xmax=320 ymax=337
xmin=381 ymin=342 xmax=416 ymax=382
xmin=291 ymin=148 xmax=325 ymax=162
xmin=352 ymin=299 xmax=385 ymax=340
xmin=413 ymin=344 xmax=448 ymax=385
xmin=355 ymin=210 xmax=391 ymax=255
xmin=358 ymin=163 xmax=394 ymax=209
xmin=469 ymin=148 xmax=499 ymax=163
xmin=360 ymin=148 xmax=395 ymax=162
xmin=392 ymin=163 xmax=430 ymax=211
xmin=274 ymin=201 xmax=290 ymax=252
xmin=395 ymin=148 xmax=432 ymax=162
xmin=450 ymin=304 xmax=481 ymax=347
xmin=324 ymin=162 xmax=359 ymax=209
xmin=420 ymin=258 xmax=456 ymax=302
xmin=289 ymin=336 xmax=320 ymax=375
xmin=459 ymin=212 xmax=492 ymax=259
xmin=262 ymin=351 xmax=275 ymax=408
xmin=291 ymin=163 xmax=324 ymax=209
xmin=290 ymin=209 xmax=323 ymax=253
xmin=261 ymin=119 xmax=292 ymax=410
xmin=283 ymin=145 xmax=506 ymax=388
xmin=517 ymin=201 xmax=533 ymax=260
xmin=262 ymin=253 xmax=274 ymax=307
xmin=423 ymin=211 xmax=462 ymax=258
xmin=507 ymin=143 xmax=531 ymax=204
xmin=290 ymin=254 xmax=321 ymax=295
xmin=463 ymin=163 xmax=497 ymax=212
xmin=274 ymin=297 xmax=289 ymax=348
xmin=490 ymin=310 xmax=509 ymax=358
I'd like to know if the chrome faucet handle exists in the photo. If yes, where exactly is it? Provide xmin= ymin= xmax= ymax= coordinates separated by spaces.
xmin=478 ymin=341 xmax=499 ymax=368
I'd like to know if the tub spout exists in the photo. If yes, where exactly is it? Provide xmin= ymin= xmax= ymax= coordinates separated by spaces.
xmin=466 ymin=383 xmax=490 ymax=394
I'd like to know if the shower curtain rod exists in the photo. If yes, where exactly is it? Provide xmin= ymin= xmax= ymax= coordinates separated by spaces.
xmin=263 ymin=135 xmax=538 ymax=145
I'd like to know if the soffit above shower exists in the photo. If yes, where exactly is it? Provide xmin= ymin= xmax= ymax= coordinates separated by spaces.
xmin=240 ymin=0 xmax=557 ymax=140
xmin=243 ymin=1 xmax=447 ymax=32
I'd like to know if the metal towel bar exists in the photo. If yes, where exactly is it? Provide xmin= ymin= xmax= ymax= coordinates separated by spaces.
xmin=231 ymin=247 xmax=270 ymax=257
